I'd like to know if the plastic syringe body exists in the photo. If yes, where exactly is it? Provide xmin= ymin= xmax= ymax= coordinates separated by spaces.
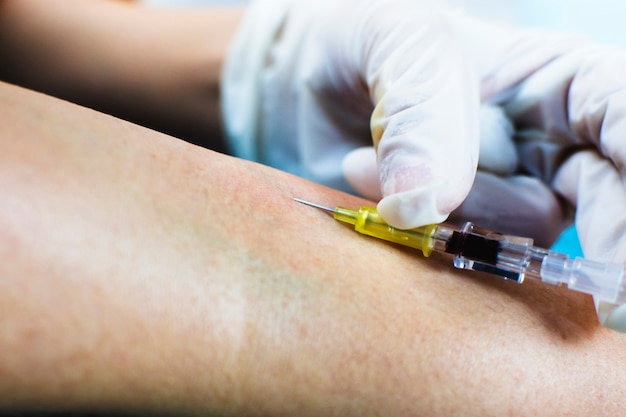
xmin=332 ymin=205 xmax=626 ymax=305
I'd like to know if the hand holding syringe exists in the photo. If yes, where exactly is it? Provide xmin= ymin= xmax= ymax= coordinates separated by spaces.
xmin=294 ymin=198 xmax=626 ymax=328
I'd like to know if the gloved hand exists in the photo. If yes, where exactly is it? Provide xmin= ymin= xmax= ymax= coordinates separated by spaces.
xmin=221 ymin=0 xmax=626 ymax=330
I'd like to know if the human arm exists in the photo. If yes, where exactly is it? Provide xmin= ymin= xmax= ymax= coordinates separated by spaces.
xmin=1 ymin=81 xmax=625 ymax=416
xmin=0 ymin=0 xmax=243 ymax=150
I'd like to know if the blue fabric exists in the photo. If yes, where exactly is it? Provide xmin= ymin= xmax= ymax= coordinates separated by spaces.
xmin=551 ymin=225 xmax=583 ymax=258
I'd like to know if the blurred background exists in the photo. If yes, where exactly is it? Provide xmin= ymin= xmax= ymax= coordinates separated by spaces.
xmin=140 ymin=0 xmax=626 ymax=47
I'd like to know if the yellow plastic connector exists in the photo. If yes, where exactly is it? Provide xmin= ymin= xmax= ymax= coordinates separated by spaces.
xmin=332 ymin=206 xmax=436 ymax=257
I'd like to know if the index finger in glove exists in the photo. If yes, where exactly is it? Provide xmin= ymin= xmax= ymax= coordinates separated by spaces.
xmin=364 ymin=7 xmax=480 ymax=229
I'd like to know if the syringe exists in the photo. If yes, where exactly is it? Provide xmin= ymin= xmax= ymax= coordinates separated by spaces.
xmin=294 ymin=198 xmax=626 ymax=305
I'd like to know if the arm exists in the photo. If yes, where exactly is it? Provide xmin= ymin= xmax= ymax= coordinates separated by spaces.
xmin=1 ymin=81 xmax=625 ymax=416
xmin=0 ymin=0 xmax=242 ymax=150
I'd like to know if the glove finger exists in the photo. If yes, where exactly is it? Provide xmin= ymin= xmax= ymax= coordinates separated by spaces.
xmin=367 ymin=11 xmax=481 ymax=229
xmin=553 ymin=149 xmax=626 ymax=262
xmin=501 ymin=43 xmax=626 ymax=186
xmin=342 ymin=147 xmax=382 ymax=201
xmin=476 ymin=104 xmax=517 ymax=175
xmin=344 ymin=104 xmax=517 ymax=202
xmin=595 ymin=300 xmax=626 ymax=333
xmin=554 ymin=150 xmax=626 ymax=332
xmin=345 ymin=148 xmax=571 ymax=249
xmin=449 ymin=171 xmax=568 ymax=248
xmin=567 ymin=47 xmax=626 ymax=190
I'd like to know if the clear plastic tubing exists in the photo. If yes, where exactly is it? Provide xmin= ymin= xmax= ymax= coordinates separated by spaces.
xmin=328 ymin=204 xmax=626 ymax=304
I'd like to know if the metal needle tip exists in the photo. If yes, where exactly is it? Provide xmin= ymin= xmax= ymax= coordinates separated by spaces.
xmin=292 ymin=198 xmax=335 ymax=213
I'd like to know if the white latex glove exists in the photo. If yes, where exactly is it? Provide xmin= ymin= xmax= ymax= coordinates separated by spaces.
xmin=221 ymin=0 xmax=580 ymax=233
xmin=222 ymin=0 xmax=626 ymax=330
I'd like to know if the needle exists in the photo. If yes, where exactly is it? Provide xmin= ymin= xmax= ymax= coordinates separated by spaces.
xmin=292 ymin=197 xmax=626 ymax=305
xmin=292 ymin=198 xmax=334 ymax=213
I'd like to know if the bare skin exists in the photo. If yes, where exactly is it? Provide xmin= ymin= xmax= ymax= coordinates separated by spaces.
xmin=0 ymin=81 xmax=625 ymax=416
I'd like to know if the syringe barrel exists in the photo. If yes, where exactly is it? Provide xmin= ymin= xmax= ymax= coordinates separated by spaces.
xmin=436 ymin=221 xmax=542 ymax=283
xmin=541 ymin=253 xmax=626 ymax=304
xmin=333 ymin=204 xmax=626 ymax=304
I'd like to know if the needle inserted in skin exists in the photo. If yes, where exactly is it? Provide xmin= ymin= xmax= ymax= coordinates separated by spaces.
xmin=293 ymin=197 xmax=626 ymax=311
xmin=292 ymin=198 xmax=335 ymax=213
